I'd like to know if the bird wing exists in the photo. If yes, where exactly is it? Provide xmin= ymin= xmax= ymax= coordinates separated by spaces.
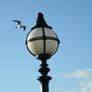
xmin=12 ymin=20 xmax=21 ymax=25
xmin=22 ymin=26 xmax=26 ymax=31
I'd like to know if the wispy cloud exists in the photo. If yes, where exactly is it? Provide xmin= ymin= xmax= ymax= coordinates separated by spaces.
xmin=56 ymin=69 xmax=92 ymax=92
xmin=79 ymin=81 xmax=92 ymax=92
xmin=55 ymin=87 xmax=65 ymax=91
xmin=64 ymin=69 xmax=92 ymax=79
xmin=69 ymin=87 xmax=79 ymax=92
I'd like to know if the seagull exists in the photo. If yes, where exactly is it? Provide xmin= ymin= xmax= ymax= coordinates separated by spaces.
xmin=12 ymin=20 xmax=26 ymax=31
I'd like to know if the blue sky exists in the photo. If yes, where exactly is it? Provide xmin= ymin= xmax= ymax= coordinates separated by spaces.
xmin=0 ymin=0 xmax=92 ymax=92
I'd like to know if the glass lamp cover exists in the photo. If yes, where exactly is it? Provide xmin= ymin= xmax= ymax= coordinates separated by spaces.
xmin=26 ymin=27 xmax=59 ymax=57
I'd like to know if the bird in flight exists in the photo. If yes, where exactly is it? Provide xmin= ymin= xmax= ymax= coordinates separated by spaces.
xmin=12 ymin=20 xmax=26 ymax=31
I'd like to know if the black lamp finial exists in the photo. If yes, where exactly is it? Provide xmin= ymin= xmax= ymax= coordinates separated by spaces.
xmin=31 ymin=12 xmax=52 ymax=30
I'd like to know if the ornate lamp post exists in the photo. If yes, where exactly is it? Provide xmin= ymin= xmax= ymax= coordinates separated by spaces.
xmin=26 ymin=12 xmax=60 ymax=92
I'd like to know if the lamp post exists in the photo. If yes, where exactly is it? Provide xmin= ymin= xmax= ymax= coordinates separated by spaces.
xmin=26 ymin=12 xmax=60 ymax=92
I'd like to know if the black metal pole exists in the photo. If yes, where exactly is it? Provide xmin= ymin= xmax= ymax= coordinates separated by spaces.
xmin=37 ymin=58 xmax=52 ymax=92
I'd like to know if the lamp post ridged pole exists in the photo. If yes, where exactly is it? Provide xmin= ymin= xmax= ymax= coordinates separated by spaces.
xmin=38 ymin=59 xmax=51 ymax=92
xmin=26 ymin=12 xmax=60 ymax=92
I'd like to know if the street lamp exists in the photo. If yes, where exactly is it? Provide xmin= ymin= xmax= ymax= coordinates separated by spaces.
xmin=26 ymin=12 xmax=60 ymax=92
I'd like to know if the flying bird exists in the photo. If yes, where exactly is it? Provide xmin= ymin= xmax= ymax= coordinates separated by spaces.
xmin=12 ymin=20 xmax=26 ymax=31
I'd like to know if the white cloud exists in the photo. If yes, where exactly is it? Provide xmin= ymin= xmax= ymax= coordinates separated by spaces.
xmin=64 ymin=69 xmax=92 ymax=79
xmin=79 ymin=81 xmax=92 ymax=92
xmin=55 ymin=87 xmax=65 ymax=91
xmin=65 ymin=70 xmax=92 ymax=92
xmin=80 ymin=87 xmax=88 ymax=92
xmin=69 ymin=87 xmax=78 ymax=92
xmin=57 ymin=69 xmax=92 ymax=92
xmin=69 ymin=81 xmax=92 ymax=92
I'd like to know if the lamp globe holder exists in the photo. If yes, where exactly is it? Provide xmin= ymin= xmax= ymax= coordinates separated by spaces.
xmin=26 ymin=12 xmax=60 ymax=60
